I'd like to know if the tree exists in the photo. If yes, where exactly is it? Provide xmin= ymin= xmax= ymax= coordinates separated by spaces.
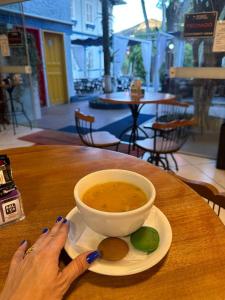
xmin=140 ymin=0 xmax=153 ymax=85
xmin=140 ymin=0 xmax=151 ymax=38
xmin=157 ymin=0 xmax=189 ymax=32
xmin=101 ymin=0 xmax=112 ymax=93
xmin=128 ymin=45 xmax=145 ymax=80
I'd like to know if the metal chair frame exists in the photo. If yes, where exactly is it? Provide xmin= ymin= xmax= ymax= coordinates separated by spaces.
xmin=136 ymin=101 xmax=195 ymax=170
xmin=74 ymin=109 xmax=120 ymax=150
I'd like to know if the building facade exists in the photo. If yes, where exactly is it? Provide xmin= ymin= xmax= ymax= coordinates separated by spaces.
xmin=71 ymin=0 xmax=106 ymax=80
xmin=0 ymin=0 xmax=74 ymax=120
xmin=70 ymin=0 xmax=125 ymax=81
xmin=23 ymin=0 xmax=73 ymax=107
xmin=0 ymin=0 xmax=125 ymax=123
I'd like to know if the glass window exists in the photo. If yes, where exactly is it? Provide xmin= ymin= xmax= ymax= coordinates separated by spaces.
xmin=162 ymin=1 xmax=225 ymax=159
xmin=85 ymin=1 xmax=94 ymax=24
xmin=87 ymin=49 xmax=94 ymax=69
xmin=71 ymin=0 xmax=76 ymax=21
xmin=115 ymin=0 xmax=225 ymax=159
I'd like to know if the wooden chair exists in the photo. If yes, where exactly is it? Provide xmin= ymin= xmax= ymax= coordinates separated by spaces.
xmin=173 ymin=174 xmax=225 ymax=217
xmin=135 ymin=101 xmax=195 ymax=170
xmin=74 ymin=109 xmax=120 ymax=150
xmin=144 ymin=99 xmax=189 ymax=129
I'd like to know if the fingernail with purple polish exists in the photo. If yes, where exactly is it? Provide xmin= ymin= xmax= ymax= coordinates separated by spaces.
xmin=86 ymin=251 xmax=101 ymax=264
xmin=42 ymin=227 xmax=49 ymax=234
xmin=56 ymin=216 xmax=63 ymax=223
xmin=63 ymin=218 xmax=68 ymax=224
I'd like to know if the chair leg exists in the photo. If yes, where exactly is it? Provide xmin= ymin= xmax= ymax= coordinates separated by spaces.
xmin=164 ymin=154 xmax=170 ymax=170
xmin=147 ymin=154 xmax=154 ymax=163
xmin=171 ymin=153 xmax=179 ymax=171
xmin=147 ymin=153 xmax=168 ymax=170
xmin=155 ymin=154 xmax=160 ymax=167
xmin=136 ymin=145 xmax=140 ymax=157
xmin=158 ymin=157 xmax=167 ymax=170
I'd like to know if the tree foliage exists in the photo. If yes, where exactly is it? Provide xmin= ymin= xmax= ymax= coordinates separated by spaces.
xmin=157 ymin=0 xmax=191 ymax=31
xmin=122 ymin=0 xmax=159 ymax=83
xmin=128 ymin=45 xmax=145 ymax=80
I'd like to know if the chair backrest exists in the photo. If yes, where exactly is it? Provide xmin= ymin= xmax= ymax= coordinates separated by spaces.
xmin=151 ymin=101 xmax=195 ymax=153
xmin=74 ymin=109 xmax=95 ymax=146
xmin=155 ymin=100 xmax=190 ymax=121
xmin=174 ymin=174 xmax=225 ymax=217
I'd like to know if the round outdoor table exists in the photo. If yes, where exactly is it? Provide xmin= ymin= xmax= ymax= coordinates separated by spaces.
xmin=99 ymin=91 xmax=176 ymax=153
xmin=0 ymin=145 xmax=225 ymax=299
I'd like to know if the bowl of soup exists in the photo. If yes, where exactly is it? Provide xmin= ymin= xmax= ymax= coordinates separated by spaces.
xmin=74 ymin=169 xmax=156 ymax=237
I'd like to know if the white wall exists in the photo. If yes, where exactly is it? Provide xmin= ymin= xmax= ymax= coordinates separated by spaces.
xmin=71 ymin=0 xmax=103 ymax=35
xmin=71 ymin=0 xmax=113 ymax=80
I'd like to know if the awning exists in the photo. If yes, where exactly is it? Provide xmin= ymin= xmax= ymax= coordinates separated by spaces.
xmin=71 ymin=35 xmax=145 ymax=47
xmin=0 ymin=0 xmax=29 ymax=5
xmin=71 ymin=37 xmax=103 ymax=47
xmin=110 ymin=0 xmax=126 ymax=4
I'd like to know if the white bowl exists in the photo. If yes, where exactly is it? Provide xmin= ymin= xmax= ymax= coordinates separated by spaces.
xmin=74 ymin=169 xmax=156 ymax=237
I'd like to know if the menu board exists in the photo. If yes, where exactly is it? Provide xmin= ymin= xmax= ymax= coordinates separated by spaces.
xmin=8 ymin=31 xmax=23 ymax=46
xmin=0 ymin=34 xmax=10 ymax=57
xmin=184 ymin=11 xmax=217 ymax=38
xmin=213 ymin=21 xmax=225 ymax=52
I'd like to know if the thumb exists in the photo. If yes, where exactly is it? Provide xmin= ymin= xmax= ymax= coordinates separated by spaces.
xmin=62 ymin=250 xmax=101 ymax=284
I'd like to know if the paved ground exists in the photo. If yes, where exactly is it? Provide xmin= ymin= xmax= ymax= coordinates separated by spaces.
xmin=34 ymin=97 xmax=224 ymax=159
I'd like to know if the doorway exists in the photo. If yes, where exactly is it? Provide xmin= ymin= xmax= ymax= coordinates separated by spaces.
xmin=43 ymin=32 xmax=68 ymax=105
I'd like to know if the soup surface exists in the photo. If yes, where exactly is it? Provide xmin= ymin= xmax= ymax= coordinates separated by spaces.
xmin=82 ymin=181 xmax=148 ymax=212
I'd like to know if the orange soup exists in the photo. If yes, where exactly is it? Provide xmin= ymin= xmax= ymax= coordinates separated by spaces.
xmin=82 ymin=181 xmax=148 ymax=212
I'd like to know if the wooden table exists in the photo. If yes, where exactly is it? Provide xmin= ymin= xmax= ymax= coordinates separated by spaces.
xmin=99 ymin=92 xmax=176 ymax=153
xmin=1 ymin=145 xmax=225 ymax=299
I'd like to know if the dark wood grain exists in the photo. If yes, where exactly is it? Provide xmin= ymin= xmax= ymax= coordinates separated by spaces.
xmin=0 ymin=145 xmax=225 ymax=300
xmin=173 ymin=173 xmax=225 ymax=214
xmin=153 ymin=117 xmax=196 ymax=129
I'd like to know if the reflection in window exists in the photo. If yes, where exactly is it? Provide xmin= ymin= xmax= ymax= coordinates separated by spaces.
xmin=85 ymin=0 xmax=94 ymax=24
xmin=71 ymin=0 xmax=76 ymax=21
xmin=87 ymin=49 xmax=94 ymax=69
xmin=221 ymin=57 xmax=225 ymax=67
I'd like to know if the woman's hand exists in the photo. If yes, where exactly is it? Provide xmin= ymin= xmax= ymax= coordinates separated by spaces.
xmin=0 ymin=216 xmax=100 ymax=300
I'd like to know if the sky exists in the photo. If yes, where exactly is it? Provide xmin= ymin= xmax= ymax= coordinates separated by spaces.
xmin=113 ymin=0 xmax=162 ymax=33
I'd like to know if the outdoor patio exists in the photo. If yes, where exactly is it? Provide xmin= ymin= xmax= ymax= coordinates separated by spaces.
xmin=1 ymin=124 xmax=225 ymax=225
xmin=32 ymin=94 xmax=223 ymax=159
xmin=1 ymin=97 xmax=225 ymax=203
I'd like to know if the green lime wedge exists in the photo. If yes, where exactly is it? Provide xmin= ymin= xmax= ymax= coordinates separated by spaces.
xmin=130 ymin=226 xmax=160 ymax=254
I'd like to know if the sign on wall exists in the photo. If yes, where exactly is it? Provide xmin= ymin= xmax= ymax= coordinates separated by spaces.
xmin=8 ymin=31 xmax=23 ymax=46
xmin=184 ymin=11 xmax=217 ymax=38
xmin=0 ymin=34 xmax=10 ymax=57
xmin=213 ymin=21 xmax=225 ymax=52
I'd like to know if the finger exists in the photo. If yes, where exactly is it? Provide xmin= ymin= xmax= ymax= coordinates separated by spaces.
xmin=10 ymin=240 xmax=28 ymax=269
xmin=62 ymin=251 xmax=101 ymax=285
xmin=33 ymin=216 xmax=65 ymax=251
xmin=48 ymin=216 xmax=65 ymax=237
xmin=47 ymin=221 xmax=69 ymax=257
xmin=30 ymin=227 xmax=49 ymax=251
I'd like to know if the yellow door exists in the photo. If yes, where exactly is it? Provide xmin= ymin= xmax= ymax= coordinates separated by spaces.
xmin=44 ymin=32 xmax=67 ymax=105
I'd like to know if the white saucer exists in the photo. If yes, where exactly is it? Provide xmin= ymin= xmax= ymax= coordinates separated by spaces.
xmin=65 ymin=206 xmax=172 ymax=276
